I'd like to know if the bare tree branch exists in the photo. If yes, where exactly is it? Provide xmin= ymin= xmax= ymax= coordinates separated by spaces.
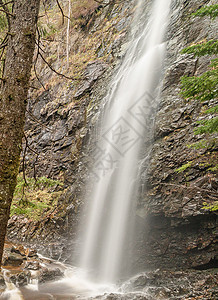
xmin=34 ymin=27 xmax=46 ymax=90
xmin=38 ymin=50 xmax=73 ymax=80
xmin=0 ymin=1 xmax=14 ymax=7
xmin=0 ymin=8 xmax=14 ymax=16
xmin=26 ymin=109 xmax=53 ymax=132
xmin=56 ymin=0 xmax=65 ymax=25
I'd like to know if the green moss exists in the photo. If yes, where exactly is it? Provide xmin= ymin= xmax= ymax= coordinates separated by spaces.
xmin=11 ymin=175 xmax=64 ymax=220
xmin=202 ymin=201 xmax=218 ymax=212
xmin=176 ymin=161 xmax=193 ymax=173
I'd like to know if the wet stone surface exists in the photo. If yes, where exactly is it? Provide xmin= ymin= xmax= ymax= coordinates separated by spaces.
xmin=92 ymin=269 xmax=218 ymax=300
xmin=0 ymin=241 xmax=217 ymax=299
xmin=1 ymin=241 xmax=64 ymax=290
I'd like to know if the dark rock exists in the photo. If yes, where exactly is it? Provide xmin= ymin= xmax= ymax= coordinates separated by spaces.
xmin=27 ymin=249 xmax=38 ymax=257
xmin=11 ymin=245 xmax=26 ymax=256
xmin=6 ymin=0 xmax=217 ymax=278
xmin=74 ymin=60 xmax=107 ymax=98
xmin=3 ymin=253 xmax=25 ymax=266
xmin=24 ymin=260 xmax=40 ymax=270
xmin=120 ymin=269 xmax=218 ymax=300
xmin=38 ymin=131 xmax=52 ymax=147
xmin=0 ymin=275 xmax=5 ymax=289
xmin=39 ymin=268 xmax=64 ymax=283
xmin=10 ymin=271 xmax=31 ymax=287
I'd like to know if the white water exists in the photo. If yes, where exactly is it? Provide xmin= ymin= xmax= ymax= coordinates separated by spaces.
xmin=78 ymin=0 xmax=172 ymax=284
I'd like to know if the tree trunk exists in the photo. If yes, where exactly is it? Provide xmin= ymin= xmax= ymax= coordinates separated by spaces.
xmin=0 ymin=0 xmax=40 ymax=265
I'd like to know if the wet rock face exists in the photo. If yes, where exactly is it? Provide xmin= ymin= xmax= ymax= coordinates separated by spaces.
xmin=118 ymin=269 xmax=218 ymax=300
xmin=74 ymin=60 xmax=108 ymax=98
xmin=21 ymin=0 xmax=134 ymax=184
xmin=135 ymin=0 xmax=218 ymax=270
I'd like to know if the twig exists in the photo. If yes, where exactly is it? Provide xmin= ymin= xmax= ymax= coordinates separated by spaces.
xmin=38 ymin=14 xmax=46 ymax=19
xmin=0 ymin=34 xmax=8 ymax=48
xmin=26 ymin=109 xmax=53 ymax=132
xmin=38 ymin=50 xmax=73 ymax=80
xmin=0 ymin=8 xmax=14 ymax=16
xmin=0 ymin=1 xmax=14 ymax=7
xmin=26 ymin=139 xmax=39 ymax=182
xmin=34 ymin=27 xmax=46 ymax=90
xmin=56 ymin=0 xmax=65 ymax=25
xmin=33 ymin=153 xmax=39 ymax=182
xmin=0 ymin=43 xmax=8 ymax=49
xmin=35 ymin=38 xmax=45 ymax=53
xmin=23 ymin=132 xmax=40 ymax=182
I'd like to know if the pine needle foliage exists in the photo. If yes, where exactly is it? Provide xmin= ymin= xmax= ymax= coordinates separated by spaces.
xmin=192 ymin=4 xmax=218 ymax=19
xmin=178 ymin=5 xmax=218 ymax=211
xmin=181 ymin=40 xmax=218 ymax=57
xmin=180 ymin=5 xmax=218 ymax=135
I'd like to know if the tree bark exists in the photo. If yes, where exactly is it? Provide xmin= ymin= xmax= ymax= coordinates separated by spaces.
xmin=0 ymin=0 xmax=40 ymax=265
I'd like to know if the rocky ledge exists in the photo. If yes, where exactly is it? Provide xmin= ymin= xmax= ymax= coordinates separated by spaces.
xmin=0 ymin=240 xmax=64 ymax=292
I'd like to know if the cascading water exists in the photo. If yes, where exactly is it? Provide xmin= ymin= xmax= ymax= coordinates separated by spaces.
xmin=77 ymin=0 xmax=172 ymax=284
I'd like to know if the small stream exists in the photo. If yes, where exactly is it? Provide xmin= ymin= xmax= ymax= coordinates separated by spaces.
xmin=0 ymin=242 xmax=217 ymax=299
xmin=1 ymin=260 xmax=217 ymax=299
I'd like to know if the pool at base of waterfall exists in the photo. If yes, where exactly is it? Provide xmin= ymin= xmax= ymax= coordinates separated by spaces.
xmin=1 ymin=264 xmax=217 ymax=299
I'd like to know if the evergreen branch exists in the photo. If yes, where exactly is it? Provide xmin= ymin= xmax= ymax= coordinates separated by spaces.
xmin=192 ymin=4 xmax=218 ymax=19
xmin=195 ymin=117 xmax=218 ymax=134
xmin=180 ymin=68 xmax=218 ymax=102
xmin=181 ymin=40 xmax=218 ymax=57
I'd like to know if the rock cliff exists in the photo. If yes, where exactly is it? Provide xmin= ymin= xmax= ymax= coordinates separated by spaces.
xmin=7 ymin=0 xmax=217 ymax=272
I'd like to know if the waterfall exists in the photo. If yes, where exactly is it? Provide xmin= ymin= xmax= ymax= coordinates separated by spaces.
xmin=78 ymin=0 xmax=172 ymax=283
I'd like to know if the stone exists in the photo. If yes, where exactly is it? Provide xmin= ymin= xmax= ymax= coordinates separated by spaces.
xmin=39 ymin=268 xmax=64 ymax=283
xmin=5 ymin=0 xmax=217 ymax=277
xmin=24 ymin=261 xmax=40 ymax=270
xmin=3 ymin=253 xmax=25 ymax=266
xmin=11 ymin=245 xmax=26 ymax=256
xmin=0 ymin=275 xmax=5 ymax=289
xmin=74 ymin=60 xmax=107 ymax=98
xmin=10 ymin=271 xmax=31 ymax=287
xmin=26 ymin=248 xmax=38 ymax=257
xmin=38 ymin=132 xmax=52 ymax=147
